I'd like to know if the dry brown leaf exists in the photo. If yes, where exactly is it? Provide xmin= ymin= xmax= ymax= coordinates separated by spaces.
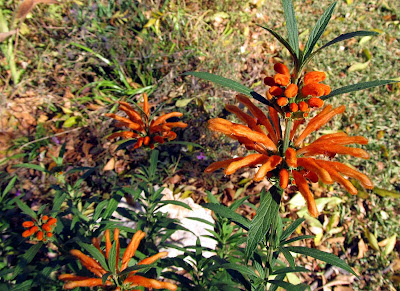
xmin=103 ymin=157 xmax=115 ymax=171
xmin=82 ymin=143 xmax=92 ymax=157
xmin=392 ymin=259 xmax=400 ymax=272
xmin=16 ymin=0 xmax=58 ymax=20
xmin=0 ymin=30 xmax=17 ymax=42
xmin=357 ymin=238 xmax=368 ymax=259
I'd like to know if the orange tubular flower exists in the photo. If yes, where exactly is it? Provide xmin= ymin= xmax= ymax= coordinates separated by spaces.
xmin=21 ymin=215 xmax=56 ymax=241
xmin=59 ymin=229 xmax=177 ymax=291
xmin=206 ymin=100 xmax=373 ymax=217
xmin=106 ymin=94 xmax=187 ymax=150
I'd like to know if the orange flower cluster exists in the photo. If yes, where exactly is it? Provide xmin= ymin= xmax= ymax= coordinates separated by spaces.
xmin=59 ymin=229 xmax=177 ymax=291
xmin=264 ymin=63 xmax=331 ymax=118
xmin=22 ymin=215 xmax=57 ymax=242
xmin=105 ymin=93 xmax=187 ymax=149
xmin=205 ymin=95 xmax=373 ymax=217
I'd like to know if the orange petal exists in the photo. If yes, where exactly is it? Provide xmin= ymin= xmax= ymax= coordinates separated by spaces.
xmin=151 ymin=112 xmax=183 ymax=127
xmin=58 ymin=274 xmax=94 ymax=281
xmin=114 ymin=228 xmax=120 ymax=273
xmin=70 ymin=250 xmax=106 ymax=277
xmin=284 ymin=84 xmax=298 ymax=98
xmin=295 ymin=105 xmax=345 ymax=147
xmin=279 ymin=169 xmax=289 ymax=188
xmin=292 ymin=170 xmax=318 ymax=217
xmin=269 ymin=86 xmax=284 ymax=97
xmin=274 ymin=63 xmax=290 ymax=76
xmin=303 ymin=144 xmax=370 ymax=159
xmin=208 ymin=118 xmax=233 ymax=135
xmin=163 ymin=122 xmax=188 ymax=128
xmin=269 ymin=106 xmax=281 ymax=140
xmin=105 ymin=113 xmax=142 ymax=131
xmin=225 ymin=154 xmax=269 ymax=175
xmin=277 ymin=97 xmax=288 ymax=107
xmin=301 ymin=83 xmax=325 ymax=97
xmin=236 ymin=94 xmax=278 ymax=143
xmin=143 ymin=93 xmax=149 ymax=117
xmin=105 ymin=229 xmax=111 ymax=260
xmin=304 ymin=71 xmax=326 ymax=85
xmin=329 ymin=161 xmax=374 ymax=189
xmin=231 ymin=124 xmax=277 ymax=151
xmin=136 ymin=252 xmax=168 ymax=273
xmin=107 ymin=131 xmax=137 ymax=140
xmin=124 ymin=275 xmax=163 ymax=289
xmin=119 ymin=102 xmax=143 ymax=125
xmin=314 ymin=160 xmax=358 ymax=195
xmin=297 ymin=158 xmax=333 ymax=184
xmin=63 ymin=278 xmax=113 ymax=289
xmin=22 ymin=221 xmax=34 ymax=228
xmin=225 ymin=104 xmax=258 ymax=129
xmin=253 ymin=155 xmax=282 ymax=181
xmin=204 ymin=157 xmax=243 ymax=173
xmin=308 ymin=97 xmax=324 ymax=108
xmin=121 ymin=230 xmax=146 ymax=271
xmin=274 ymin=73 xmax=290 ymax=86
xmin=285 ymin=148 xmax=297 ymax=168
xmin=264 ymin=76 xmax=276 ymax=86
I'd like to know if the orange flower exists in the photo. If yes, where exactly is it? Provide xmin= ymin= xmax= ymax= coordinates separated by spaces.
xmin=106 ymin=93 xmax=187 ymax=150
xmin=205 ymin=100 xmax=373 ymax=217
xmin=58 ymin=229 xmax=177 ymax=291
xmin=262 ymin=63 xmax=330 ymax=118
xmin=21 ymin=215 xmax=56 ymax=241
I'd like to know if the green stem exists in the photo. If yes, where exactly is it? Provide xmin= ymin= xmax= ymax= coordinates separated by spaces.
xmin=282 ymin=118 xmax=293 ymax=154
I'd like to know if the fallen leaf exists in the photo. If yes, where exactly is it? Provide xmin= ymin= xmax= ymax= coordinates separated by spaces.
xmin=103 ymin=157 xmax=115 ymax=171
xmin=0 ymin=30 xmax=17 ymax=42
xmin=357 ymin=238 xmax=368 ymax=259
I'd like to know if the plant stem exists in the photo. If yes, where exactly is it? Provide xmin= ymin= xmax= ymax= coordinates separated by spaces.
xmin=282 ymin=118 xmax=293 ymax=154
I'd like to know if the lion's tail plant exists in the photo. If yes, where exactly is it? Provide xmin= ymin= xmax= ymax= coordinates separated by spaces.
xmin=184 ymin=0 xmax=397 ymax=290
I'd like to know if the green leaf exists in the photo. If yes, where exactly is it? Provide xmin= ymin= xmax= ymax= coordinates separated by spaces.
xmin=285 ymin=246 xmax=357 ymax=276
xmin=175 ymin=98 xmax=193 ymax=107
xmin=202 ymin=203 xmax=250 ymax=230
xmin=149 ymin=149 xmax=159 ymax=179
xmin=245 ymin=187 xmax=281 ymax=259
xmin=10 ymin=242 xmax=43 ymax=279
xmin=115 ymin=139 xmax=136 ymax=151
xmin=281 ymin=235 xmax=315 ymax=245
xmin=102 ymin=196 xmax=121 ymax=219
xmin=280 ymin=218 xmax=305 ymax=242
xmin=16 ymin=199 xmax=37 ymax=219
xmin=77 ymin=242 xmax=109 ymax=271
xmin=2 ymin=176 xmax=17 ymax=198
xmin=13 ymin=163 xmax=49 ymax=174
xmin=102 ymin=272 xmax=112 ymax=285
xmin=205 ymin=263 xmax=257 ymax=277
xmin=184 ymin=71 xmax=271 ymax=106
xmin=303 ymin=2 xmax=337 ymax=61
xmin=281 ymin=0 xmax=300 ymax=58
xmin=11 ymin=280 xmax=33 ymax=291
xmin=108 ymin=241 xmax=118 ymax=274
xmin=155 ymin=200 xmax=192 ymax=211
xmin=258 ymin=25 xmax=298 ymax=61
xmin=272 ymin=266 xmax=311 ymax=275
xmin=63 ymin=116 xmax=79 ymax=128
xmin=186 ymin=217 xmax=214 ymax=227
xmin=70 ymin=43 xmax=111 ymax=65
xmin=279 ymin=246 xmax=295 ymax=267
xmin=373 ymin=187 xmax=400 ymax=198
xmin=322 ymin=79 xmax=398 ymax=100
xmin=348 ymin=61 xmax=370 ymax=73
xmin=52 ymin=193 xmax=67 ymax=212
xmin=269 ymin=280 xmax=309 ymax=291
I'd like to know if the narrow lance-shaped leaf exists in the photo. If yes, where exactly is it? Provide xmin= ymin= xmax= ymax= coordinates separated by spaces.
xmin=281 ymin=0 xmax=300 ymax=58
xmin=303 ymin=2 xmax=337 ymax=61
xmin=322 ymin=79 xmax=398 ymax=100
xmin=202 ymin=203 xmax=250 ymax=231
xmin=318 ymin=31 xmax=379 ymax=51
xmin=184 ymin=72 xmax=271 ymax=106
xmin=280 ymin=218 xmax=305 ymax=242
xmin=285 ymin=246 xmax=358 ymax=276
xmin=245 ymin=187 xmax=281 ymax=259
xmin=257 ymin=25 xmax=298 ymax=63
